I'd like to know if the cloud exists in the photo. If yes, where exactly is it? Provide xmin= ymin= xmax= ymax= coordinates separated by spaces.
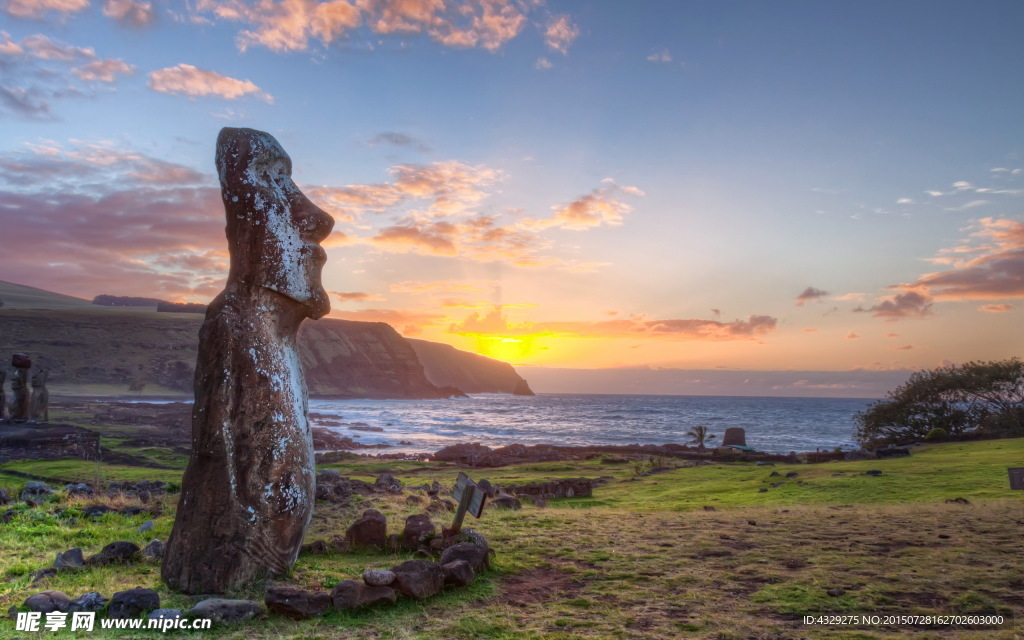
xmin=534 ymin=56 xmax=552 ymax=70
xmin=521 ymin=179 xmax=642 ymax=231
xmin=854 ymin=291 xmax=934 ymax=318
xmin=148 ymin=63 xmax=273 ymax=102
xmin=646 ymin=48 xmax=671 ymax=63
xmin=449 ymin=307 xmax=777 ymax=342
xmin=802 ymin=327 xmax=817 ymax=332
xmin=0 ymin=140 xmax=226 ymax=300
xmin=72 ymin=58 xmax=134 ymax=82
xmin=332 ymin=291 xmax=384 ymax=302
xmin=891 ymin=344 xmax=914 ymax=351
xmin=795 ymin=286 xmax=829 ymax=306
xmin=898 ymin=218 xmax=1024 ymax=300
xmin=544 ymin=14 xmax=577 ymax=54
xmin=979 ymin=303 xmax=1014 ymax=313
xmin=21 ymin=33 xmax=94 ymax=59
xmin=845 ymin=332 xmax=859 ymax=339
xmin=367 ymin=131 xmax=430 ymax=152
xmin=389 ymin=280 xmax=489 ymax=294
xmin=102 ymin=0 xmax=155 ymax=26
xmin=2 ymin=0 xmax=89 ymax=19
xmin=371 ymin=221 xmax=459 ymax=255
xmin=196 ymin=0 xmax=532 ymax=53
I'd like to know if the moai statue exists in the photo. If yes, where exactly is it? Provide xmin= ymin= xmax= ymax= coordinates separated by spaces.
xmin=162 ymin=128 xmax=334 ymax=594
xmin=29 ymin=369 xmax=49 ymax=423
xmin=10 ymin=354 xmax=31 ymax=422
xmin=0 ymin=369 xmax=6 ymax=421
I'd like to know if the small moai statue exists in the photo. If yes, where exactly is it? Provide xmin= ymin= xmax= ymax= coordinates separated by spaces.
xmin=29 ymin=368 xmax=49 ymax=423
xmin=10 ymin=354 xmax=31 ymax=422
xmin=0 ymin=369 xmax=6 ymax=421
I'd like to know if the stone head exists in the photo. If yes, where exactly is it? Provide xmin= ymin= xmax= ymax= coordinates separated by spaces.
xmin=216 ymin=127 xmax=334 ymax=319
xmin=32 ymin=369 xmax=47 ymax=386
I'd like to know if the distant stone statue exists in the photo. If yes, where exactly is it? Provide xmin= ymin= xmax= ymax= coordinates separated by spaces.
xmin=722 ymin=427 xmax=747 ymax=447
xmin=29 ymin=369 xmax=49 ymax=422
xmin=162 ymin=128 xmax=334 ymax=594
xmin=10 ymin=354 xmax=31 ymax=422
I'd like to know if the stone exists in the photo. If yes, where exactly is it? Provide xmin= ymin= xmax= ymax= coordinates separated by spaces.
xmin=21 ymin=481 xmax=54 ymax=502
xmin=83 ymin=504 xmax=113 ymax=518
xmin=10 ymin=354 xmax=31 ymax=421
xmin=390 ymin=560 xmax=445 ymax=600
xmin=300 ymin=539 xmax=328 ymax=555
xmin=68 ymin=592 xmax=109 ymax=613
xmin=400 ymin=514 xmax=436 ymax=550
xmin=137 ymin=519 xmax=154 ymax=533
xmin=328 ymin=535 xmax=350 ymax=552
xmin=362 ymin=570 xmax=395 ymax=587
xmin=86 ymin=541 xmax=140 ymax=566
xmin=439 ymin=543 xmax=492 ymax=573
xmin=0 ymin=488 xmax=9 ymax=505
xmin=162 ymin=128 xmax=334 ymax=594
xmin=374 ymin=473 xmax=402 ymax=492
xmin=476 ymin=478 xmax=495 ymax=497
xmin=865 ymin=469 xmax=883 ymax=476
xmin=29 ymin=369 xmax=48 ymax=422
xmin=148 ymin=609 xmax=183 ymax=621
xmin=345 ymin=509 xmax=387 ymax=548
xmin=769 ymin=471 xmax=780 ymax=477
xmin=490 ymin=494 xmax=521 ymax=510
xmin=826 ymin=588 xmax=846 ymax=597
xmin=721 ymin=427 xmax=747 ymax=447
xmin=330 ymin=580 xmax=397 ymax=610
xmin=187 ymin=599 xmax=262 ymax=623
xmin=441 ymin=560 xmax=475 ymax=587
xmin=758 ymin=488 xmax=768 ymax=493
xmin=265 ymin=586 xmax=331 ymax=619
xmin=108 ymin=588 xmax=160 ymax=619
xmin=64 ymin=483 xmax=94 ymax=497
xmin=142 ymin=539 xmax=165 ymax=560
xmin=53 ymin=548 xmax=85 ymax=571
xmin=24 ymin=590 xmax=70 ymax=613
xmin=785 ymin=472 xmax=799 ymax=478
xmin=29 ymin=568 xmax=57 ymax=584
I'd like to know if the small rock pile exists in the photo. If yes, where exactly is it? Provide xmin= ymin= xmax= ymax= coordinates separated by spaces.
xmin=16 ymin=588 xmax=263 ymax=624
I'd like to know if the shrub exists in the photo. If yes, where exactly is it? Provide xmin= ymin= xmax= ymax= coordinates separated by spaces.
xmin=924 ymin=427 xmax=948 ymax=441
xmin=855 ymin=358 xmax=1024 ymax=447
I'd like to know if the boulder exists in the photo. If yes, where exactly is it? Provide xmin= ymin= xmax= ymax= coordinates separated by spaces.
xmin=440 ymin=543 xmax=492 ymax=572
xmin=187 ymin=599 xmax=262 ymax=623
xmin=82 ymin=505 xmax=113 ymax=518
xmin=54 ymin=548 xmax=85 ymax=571
xmin=64 ymin=483 xmax=94 ymax=497
xmin=108 ymin=588 xmax=160 ymax=619
xmin=865 ymin=470 xmax=883 ymax=477
xmin=400 ymin=514 xmax=436 ymax=550
xmin=148 ymin=609 xmax=183 ymax=621
xmin=68 ymin=592 xmax=109 ymax=613
xmin=137 ymin=520 xmax=154 ymax=533
xmin=489 ymin=495 xmax=521 ymax=510
xmin=142 ymin=539 xmax=165 ymax=560
xmin=0 ymin=489 xmax=9 ymax=504
xmin=265 ymin=587 xmax=331 ymax=620
xmin=362 ymin=570 xmax=395 ymax=587
xmin=21 ymin=481 xmax=54 ymax=502
xmin=391 ymin=560 xmax=445 ymax=600
xmin=374 ymin=473 xmax=402 ymax=492
xmin=24 ymin=591 xmax=70 ymax=613
xmin=30 ymin=568 xmax=57 ymax=583
xmin=345 ymin=509 xmax=387 ymax=548
xmin=441 ymin=560 xmax=475 ymax=587
xmin=330 ymin=580 xmax=397 ymax=610
xmin=86 ymin=541 xmax=140 ymax=566
xmin=300 ymin=539 xmax=328 ymax=555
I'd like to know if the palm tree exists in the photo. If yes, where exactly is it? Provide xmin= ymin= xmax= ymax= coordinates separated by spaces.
xmin=685 ymin=425 xmax=715 ymax=451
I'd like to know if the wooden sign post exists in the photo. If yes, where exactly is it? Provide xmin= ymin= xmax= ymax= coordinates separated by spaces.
xmin=447 ymin=472 xmax=487 ymax=536
xmin=1009 ymin=467 xmax=1024 ymax=491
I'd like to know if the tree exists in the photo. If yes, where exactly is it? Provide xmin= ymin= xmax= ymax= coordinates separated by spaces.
xmin=855 ymin=358 xmax=1024 ymax=446
xmin=686 ymin=425 xmax=716 ymax=451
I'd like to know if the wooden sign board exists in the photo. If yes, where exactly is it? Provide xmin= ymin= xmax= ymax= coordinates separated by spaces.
xmin=1009 ymin=467 xmax=1024 ymax=490
xmin=453 ymin=472 xmax=486 ymax=518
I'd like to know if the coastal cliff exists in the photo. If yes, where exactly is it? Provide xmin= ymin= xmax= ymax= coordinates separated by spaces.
xmin=408 ymin=338 xmax=534 ymax=395
xmin=0 ymin=283 xmax=529 ymax=399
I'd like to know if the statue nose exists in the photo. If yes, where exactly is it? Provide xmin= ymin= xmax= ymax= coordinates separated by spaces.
xmin=290 ymin=191 xmax=334 ymax=242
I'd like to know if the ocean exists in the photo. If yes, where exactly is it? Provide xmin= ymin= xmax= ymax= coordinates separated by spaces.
xmin=309 ymin=393 xmax=876 ymax=455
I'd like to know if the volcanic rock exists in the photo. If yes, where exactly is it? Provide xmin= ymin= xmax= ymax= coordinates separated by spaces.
xmin=265 ymin=587 xmax=331 ymax=620
xmin=330 ymin=580 xmax=397 ymax=610
xmin=346 ymin=509 xmax=387 ymax=548
xmin=390 ymin=560 xmax=445 ymax=600
xmin=187 ymin=599 xmax=262 ymax=623
xmin=24 ymin=590 xmax=70 ymax=613
xmin=108 ymin=588 xmax=160 ymax=619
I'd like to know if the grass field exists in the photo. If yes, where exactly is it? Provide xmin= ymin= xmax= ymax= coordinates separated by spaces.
xmin=0 ymin=438 xmax=1021 ymax=639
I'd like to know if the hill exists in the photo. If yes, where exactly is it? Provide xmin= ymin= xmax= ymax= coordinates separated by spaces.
xmin=0 ymin=282 xmax=532 ymax=399
xmin=408 ymin=338 xmax=534 ymax=395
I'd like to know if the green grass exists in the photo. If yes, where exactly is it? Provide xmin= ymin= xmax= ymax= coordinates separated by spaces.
xmin=0 ymin=460 xmax=183 ymax=485
xmin=0 ymin=439 xmax=1022 ymax=639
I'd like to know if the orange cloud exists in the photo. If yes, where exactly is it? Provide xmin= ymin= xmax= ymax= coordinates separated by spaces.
xmin=979 ymin=303 xmax=1014 ymax=313
xmin=329 ymin=307 xmax=445 ymax=335
xmin=72 ymin=58 xmax=135 ymax=82
xmin=148 ymin=63 xmax=273 ymax=102
xmin=390 ymin=280 xmax=490 ymax=294
xmin=197 ymin=0 xmax=530 ymax=53
xmin=3 ymin=0 xmax=89 ymax=19
xmin=332 ymin=291 xmax=385 ymax=302
xmin=102 ymin=0 xmax=154 ymax=26
xmin=449 ymin=307 xmax=778 ymax=342
xmin=900 ymin=218 xmax=1024 ymax=300
xmin=544 ymin=14 xmax=578 ymax=54
xmin=521 ymin=180 xmax=642 ymax=231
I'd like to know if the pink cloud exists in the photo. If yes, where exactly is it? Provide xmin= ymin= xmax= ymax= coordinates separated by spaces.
xmin=3 ymin=0 xmax=89 ymax=19
xmin=72 ymin=58 xmax=135 ymax=82
xmin=521 ymin=180 xmax=642 ymax=231
xmin=979 ymin=303 xmax=1014 ymax=313
xmin=102 ymin=0 xmax=155 ymax=26
xmin=544 ymin=14 xmax=578 ymax=54
xmin=331 ymin=291 xmax=385 ymax=302
xmin=148 ymin=64 xmax=273 ymax=102
xmin=854 ymin=290 xmax=933 ymax=319
xmin=795 ymin=286 xmax=829 ymax=306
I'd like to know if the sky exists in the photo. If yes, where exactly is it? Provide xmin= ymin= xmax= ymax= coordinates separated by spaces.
xmin=1 ymin=0 xmax=1023 ymax=396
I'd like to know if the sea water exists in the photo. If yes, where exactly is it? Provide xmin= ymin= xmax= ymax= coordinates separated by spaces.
xmin=309 ymin=393 xmax=875 ymax=455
